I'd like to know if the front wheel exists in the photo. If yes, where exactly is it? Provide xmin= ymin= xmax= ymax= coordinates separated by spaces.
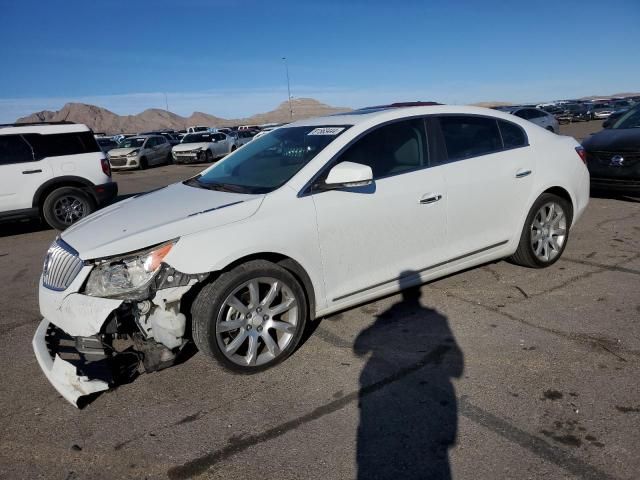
xmin=42 ymin=187 xmax=95 ymax=230
xmin=192 ymin=260 xmax=308 ymax=373
xmin=509 ymin=193 xmax=572 ymax=268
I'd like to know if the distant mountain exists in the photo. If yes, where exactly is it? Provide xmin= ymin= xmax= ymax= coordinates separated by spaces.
xmin=16 ymin=98 xmax=351 ymax=134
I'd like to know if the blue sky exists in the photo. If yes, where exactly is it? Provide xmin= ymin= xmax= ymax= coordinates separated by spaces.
xmin=1 ymin=0 xmax=639 ymax=122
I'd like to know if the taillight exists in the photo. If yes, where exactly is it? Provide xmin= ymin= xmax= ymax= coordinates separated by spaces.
xmin=575 ymin=146 xmax=587 ymax=165
xmin=101 ymin=157 xmax=112 ymax=177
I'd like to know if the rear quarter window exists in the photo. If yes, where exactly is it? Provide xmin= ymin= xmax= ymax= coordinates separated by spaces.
xmin=498 ymin=120 xmax=528 ymax=149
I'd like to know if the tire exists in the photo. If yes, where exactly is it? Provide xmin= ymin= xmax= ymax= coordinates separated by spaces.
xmin=510 ymin=193 xmax=572 ymax=268
xmin=192 ymin=260 xmax=308 ymax=373
xmin=42 ymin=187 xmax=95 ymax=230
xmin=546 ymin=126 xmax=555 ymax=133
xmin=205 ymin=150 xmax=213 ymax=162
xmin=139 ymin=157 xmax=148 ymax=170
xmin=166 ymin=152 xmax=173 ymax=165
xmin=231 ymin=145 xmax=237 ymax=152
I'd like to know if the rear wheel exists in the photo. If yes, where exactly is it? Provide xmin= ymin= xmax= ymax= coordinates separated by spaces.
xmin=139 ymin=157 xmax=148 ymax=170
xmin=192 ymin=260 xmax=308 ymax=373
xmin=42 ymin=187 xmax=95 ymax=230
xmin=510 ymin=193 xmax=571 ymax=268
xmin=205 ymin=150 xmax=213 ymax=162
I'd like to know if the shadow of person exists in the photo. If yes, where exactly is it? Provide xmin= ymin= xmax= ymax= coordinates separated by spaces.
xmin=354 ymin=271 xmax=464 ymax=480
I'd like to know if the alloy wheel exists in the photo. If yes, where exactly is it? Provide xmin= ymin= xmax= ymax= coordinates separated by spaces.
xmin=216 ymin=277 xmax=299 ymax=366
xmin=530 ymin=201 xmax=567 ymax=262
xmin=52 ymin=195 xmax=88 ymax=225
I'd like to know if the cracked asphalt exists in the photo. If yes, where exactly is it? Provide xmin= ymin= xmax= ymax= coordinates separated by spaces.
xmin=1 ymin=123 xmax=639 ymax=479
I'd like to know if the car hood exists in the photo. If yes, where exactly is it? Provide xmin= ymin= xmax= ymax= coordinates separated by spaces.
xmin=61 ymin=182 xmax=264 ymax=260
xmin=109 ymin=147 xmax=139 ymax=156
xmin=173 ymin=142 xmax=211 ymax=152
xmin=582 ymin=128 xmax=640 ymax=152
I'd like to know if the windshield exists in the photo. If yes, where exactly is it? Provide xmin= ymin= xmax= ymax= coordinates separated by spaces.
xmin=182 ymin=133 xmax=213 ymax=143
xmin=184 ymin=125 xmax=350 ymax=194
xmin=120 ymin=137 xmax=145 ymax=148
xmin=612 ymin=106 xmax=640 ymax=129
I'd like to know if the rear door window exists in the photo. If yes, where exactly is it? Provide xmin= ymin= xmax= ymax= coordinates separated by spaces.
xmin=23 ymin=131 xmax=100 ymax=159
xmin=0 ymin=135 xmax=35 ymax=164
xmin=437 ymin=116 xmax=502 ymax=161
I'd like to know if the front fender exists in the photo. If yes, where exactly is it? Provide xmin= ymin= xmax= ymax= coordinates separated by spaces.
xmin=164 ymin=190 xmax=327 ymax=312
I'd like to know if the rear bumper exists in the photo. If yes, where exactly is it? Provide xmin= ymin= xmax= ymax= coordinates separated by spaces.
xmin=591 ymin=177 xmax=640 ymax=194
xmin=93 ymin=181 xmax=118 ymax=206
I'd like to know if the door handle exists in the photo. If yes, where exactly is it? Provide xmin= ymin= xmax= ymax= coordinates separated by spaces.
xmin=22 ymin=169 xmax=42 ymax=174
xmin=515 ymin=169 xmax=532 ymax=178
xmin=420 ymin=193 xmax=442 ymax=204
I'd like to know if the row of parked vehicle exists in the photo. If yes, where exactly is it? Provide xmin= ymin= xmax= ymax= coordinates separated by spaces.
xmin=95 ymin=125 xmax=284 ymax=170
xmin=535 ymin=96 xmax=639 ymax=125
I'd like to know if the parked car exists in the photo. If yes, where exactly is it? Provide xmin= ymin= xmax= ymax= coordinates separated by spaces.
xmin=32 ymin=105 xmax=589 ymax=407
xmin=108 ymin=135 xmax=172 ymax=170
xmin=140 ymin=131 xmax=180 ymax=146
xmin=586 ymin=103 xmax=614 ymax=120
xmin=186 ymin=126 xmax=212 ymax=134
xmin=603 ymin=107 xmax=630 ymax=129
xmin=582 ymin=104 xmax=640 ymax=195
xmin=0 ymin=122 xmax=116 ymax=230
xmin=561 ymin=103 xmax=591 ymax=122
xmin=95 ymin=136 xmax=119 ymax=153
xmin=237 ymin=129 xmax=258 ymax=146
xmin=496 ymin=106 xmax=559 ymax=133
xmin=172 ymin=132 xmax=235 ymax=163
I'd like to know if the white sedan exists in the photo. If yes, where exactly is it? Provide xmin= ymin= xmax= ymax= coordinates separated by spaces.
xmin=33 ymin=104 xmax=589 ymax=406
xmin=171 ymin=132 xmax=236 ymax=163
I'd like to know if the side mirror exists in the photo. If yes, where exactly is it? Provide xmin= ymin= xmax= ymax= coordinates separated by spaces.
xmin=322 ymin=161 xmax=373 ymax=190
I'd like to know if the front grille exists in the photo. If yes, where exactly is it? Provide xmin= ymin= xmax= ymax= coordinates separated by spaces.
xmin=588 ymin=151 xmax=640 ymax=167
xmin=42 ymin=239 xmax=84 ymax=291
xmin=109 ymin=158 xmax=127 ymax=166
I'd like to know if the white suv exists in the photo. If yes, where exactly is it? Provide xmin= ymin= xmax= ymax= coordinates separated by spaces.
xmin=0 ymin=122 xmax=117 ymax=230
xmin=32 ymin=105 xmax=589 ymax=406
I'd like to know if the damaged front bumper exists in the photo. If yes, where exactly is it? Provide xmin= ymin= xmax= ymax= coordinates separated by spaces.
xmin=33 ymin=319 xmax=111 ymax=406
xmin=33 ymin=264 xmax=206 ymax=408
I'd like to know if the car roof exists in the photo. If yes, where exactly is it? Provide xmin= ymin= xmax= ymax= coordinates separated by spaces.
xmin=286 ymin=104 xmax=525 ymax=128
xmin=0 ymin=122 xmax=91 ymax=136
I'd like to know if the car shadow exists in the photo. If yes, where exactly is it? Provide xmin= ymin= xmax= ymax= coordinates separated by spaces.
xmin=354 ymin=270 xmax=464 ymax=479
xmin=0 ymin=218 xmax=51 ymax=238
xmin=590 ymin=189 xmax=640 ymax=203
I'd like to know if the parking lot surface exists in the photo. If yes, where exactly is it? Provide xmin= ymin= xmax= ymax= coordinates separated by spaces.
xmin=1 ymin=122 xmax=639 ymax=479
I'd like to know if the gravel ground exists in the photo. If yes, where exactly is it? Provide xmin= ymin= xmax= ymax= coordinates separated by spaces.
xmin=0 ymin=119 xmax=638 ymax=480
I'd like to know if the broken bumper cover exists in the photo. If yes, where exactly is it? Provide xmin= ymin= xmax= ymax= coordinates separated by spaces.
xmin=32 ymin=319 xmax=110 ymax=407
xmin=34 ymin=264 xmax=203 ymax=408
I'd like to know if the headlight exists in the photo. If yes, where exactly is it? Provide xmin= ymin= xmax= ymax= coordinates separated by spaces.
xmin=127 ymin=149 xmax=140 ymax=157
xmin=85 ymin=240 xmax=176 ymax=299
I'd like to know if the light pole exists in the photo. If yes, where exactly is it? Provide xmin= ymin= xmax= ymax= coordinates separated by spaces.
xmin=164 ymin=92 xmax=169 ymax=112
xmin=282 ymin=57 xmax=293 ymax=119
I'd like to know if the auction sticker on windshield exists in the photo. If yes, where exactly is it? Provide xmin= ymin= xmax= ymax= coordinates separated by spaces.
xmin=307 ymin=127 xmax=345 ymax=135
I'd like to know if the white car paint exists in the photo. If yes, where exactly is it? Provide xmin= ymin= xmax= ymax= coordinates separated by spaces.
xmin=0 ymin=123 xmax=114 ymax=221
xmin=108 ymin=135 xmax=171 ymax=170
xmin=172 ymin=132 xmax=235 ymax=163
xmin=33 ymin=105 xmax=590 ymax=406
